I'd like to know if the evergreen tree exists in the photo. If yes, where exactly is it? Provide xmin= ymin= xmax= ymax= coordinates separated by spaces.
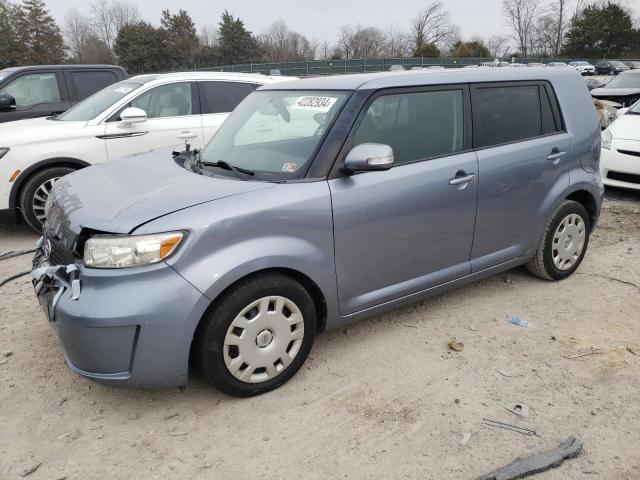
xmin=17 ymin=0 xmax=65 ymax=64
xmin=0 ymin=1 xmax=23 ymax=67
xmin=160 ymin=9 xmax=199 ymax=69
xmin=217 ymin=10 xmax=262 ymax=64
xmin=563 ymin=2 xmax=638 ymax=58
xmin=114 ymin=22 xmax=170 ymax=74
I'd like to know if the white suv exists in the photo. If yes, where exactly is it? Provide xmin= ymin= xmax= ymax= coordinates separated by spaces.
xmin=0 ymin=71 xmax=291 ymax=231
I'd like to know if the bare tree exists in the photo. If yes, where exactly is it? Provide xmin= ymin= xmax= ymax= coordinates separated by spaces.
xmin=199 ymin=24 xmax=217 ymax=47
xmin=338 ymin=24 xmax=386 ymax=59
xmin=486 ymin=34 xmax=510 ymax=58
xmin=90 ymin=0 xmax=139 ymax=56
xmin=63 ymin=8 xmax=91 ymax=62
xmin=502 ymin=0 xmax=541 ymax=57
xmin=549 ymin=0 xmax=569 ymax=55
xmin=411 ymin=2 xmax=457 ymax=52
xmin=384 ymin=25 xmax=411 ymax=57
xmin=259 ymin=20 xmax=318 ymax=61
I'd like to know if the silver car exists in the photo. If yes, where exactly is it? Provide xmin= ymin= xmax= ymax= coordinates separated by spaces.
xmin=33 ymin=68 xmax=603 ymax=396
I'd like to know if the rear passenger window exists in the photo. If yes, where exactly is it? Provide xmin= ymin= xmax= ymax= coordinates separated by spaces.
xmin=199 ymin=81 xmax=255 ymax=114
xmin=352 ymin=90 xmax=464 ymax=165
xmin=472 ymin=83 xmax=562 ymax=148
xmin=70 ymin=71 xmax=118 ymax=99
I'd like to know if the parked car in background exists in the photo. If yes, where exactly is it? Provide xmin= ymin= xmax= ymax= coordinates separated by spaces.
xmin=547 ymin=62 xmax=568 ymax=68
xmin=389 ymin=64 xmax=405 ymax=71
xmin=595 ymin=60 xmax=629 ymax=75
xmin=0 ymin=71 xmax=290 ymax=231
xmin=527 ymin=63 xmax=546 ymax=68
xmin=590 ymin=69 xmax=640 ymax=107
xmin=601 ymin=101 xmax=640 ymax=190
xmin=623 ymin=61 xmax=640 ymax=70
xmin=268 ymin=69 xmax=282 ymax=76
xmin=0 ymin=65 xmax=127 ymax=123
xmin=569 ymin=61 xmax=595 ymax=75
xmin=33 ymin=67 xmax=602 ymax=395
xmin=585 ymin=77 xmax=606 ymax=90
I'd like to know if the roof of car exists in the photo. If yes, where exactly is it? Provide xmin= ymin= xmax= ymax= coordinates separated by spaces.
xmin=259 ymin=67 xmax=583 ymax=91
xmin=0 ymin=64 xmax=125 ymax=73
xmin=128 ymin=71 xmax=291 ymax=85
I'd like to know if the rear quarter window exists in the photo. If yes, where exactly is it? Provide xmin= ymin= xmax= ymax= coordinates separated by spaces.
xmin=69 ymin=71 xmax=119 ymax=100
xmin=199 ymin=81 xmax=255 ymax=114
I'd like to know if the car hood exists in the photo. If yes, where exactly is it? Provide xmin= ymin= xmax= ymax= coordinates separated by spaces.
xmin=591 ymin=87 xmax=640 ymax=97
xmin=609 ymin=113 xmax=640 ymax=140
xmin=0 ymin=117 xmax=88 ymax=145
xmin=46 ymin=147 xmax=275 ymax=248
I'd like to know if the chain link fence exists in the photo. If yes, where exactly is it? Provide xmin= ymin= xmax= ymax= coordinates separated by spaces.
xmin=198 ymin=57 xmax=636 ymax=77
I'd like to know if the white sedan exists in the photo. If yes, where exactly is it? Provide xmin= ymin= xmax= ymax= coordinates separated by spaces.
xmin=601 ymin=101 xmax=640 ymax=190
xmin=0 ymin=71 xmax=291 ymax=231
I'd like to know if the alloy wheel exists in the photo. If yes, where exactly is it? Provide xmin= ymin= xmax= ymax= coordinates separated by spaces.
xmin=32 ymin=177 xmax=59 ymax=223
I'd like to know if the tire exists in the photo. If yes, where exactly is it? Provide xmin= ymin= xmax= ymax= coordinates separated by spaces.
xmin=19 ymin=166 xmax=76 ymax=233
xmin=195 ymin=272 xmax=317 ymax=397
xmin=527 ymin=200 xmax=591 ymax=281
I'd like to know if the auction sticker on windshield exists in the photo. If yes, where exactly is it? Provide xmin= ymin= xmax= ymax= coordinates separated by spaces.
xmin=292 ymin=96 xmax=337 ymax=112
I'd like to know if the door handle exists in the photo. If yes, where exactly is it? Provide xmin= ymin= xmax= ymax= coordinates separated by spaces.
xmin=177 ymin=131 xmax=198 ymax=140
xmin=547 ymin=150 xmax=565 ymax=164
xmin=449 ymin=174 xmax=476 ymax=186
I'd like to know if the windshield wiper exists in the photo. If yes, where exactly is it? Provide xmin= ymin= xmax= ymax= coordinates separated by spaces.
xmin=200 ymin=160 xmax=255 ymax=180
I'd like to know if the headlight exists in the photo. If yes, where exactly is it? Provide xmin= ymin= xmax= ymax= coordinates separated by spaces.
xmin=0 ymin=148 xmax=9 ymax=160
xmin=84 ymin=232 xmax=185 ymax=268
xmin=601 ymin=129 xmax=612 ymax=150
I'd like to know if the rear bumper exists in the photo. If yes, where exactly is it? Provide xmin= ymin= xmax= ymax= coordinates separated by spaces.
xmin=32 ymin=247 xmax=211 ymax=389
xmin=601 ymin=148 xmax=640 ymax=191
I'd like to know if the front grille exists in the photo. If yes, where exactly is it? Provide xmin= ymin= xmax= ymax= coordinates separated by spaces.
xmin=46 ymin=237 xmax=76 ymax=266
xmin=607 ymin=170 xmax=640 ymax=185
xmin=617 ymin=149 xmax=640 ymax=158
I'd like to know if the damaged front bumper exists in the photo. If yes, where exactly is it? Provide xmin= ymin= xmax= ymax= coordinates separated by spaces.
xmin=31 ymin=237 xmax=211 ymax=389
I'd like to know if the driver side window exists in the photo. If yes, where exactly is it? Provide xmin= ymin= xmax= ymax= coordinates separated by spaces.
xmin=130 ymin=83 xmax=192 ymax=119
xmin=0 ymin=73 xmax=61 ymax=109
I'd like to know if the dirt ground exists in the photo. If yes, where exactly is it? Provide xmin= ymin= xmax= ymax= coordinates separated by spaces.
xmin=0 ymin=188 xmax=639 ymax=480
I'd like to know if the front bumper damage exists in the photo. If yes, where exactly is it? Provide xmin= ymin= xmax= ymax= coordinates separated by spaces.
xmin=31 ymin=236 xmax=211 ymax=389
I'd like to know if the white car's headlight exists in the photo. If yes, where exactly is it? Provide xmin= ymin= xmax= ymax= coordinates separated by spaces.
xmin=0 ymin=148 xmax=9 ymax=160
xmin=601 ymin=129 xmax=612 ymax=150
xmin=84 ymin=232 xmax=186 ymax=268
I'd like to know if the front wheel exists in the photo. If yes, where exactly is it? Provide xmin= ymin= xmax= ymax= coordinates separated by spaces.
xmin=19 ymin=166 xmax=76 ymax=233
xmin=527 ymin=200 xmax=591 ymax=281
xmin=195 ymin=273 xmax=317 ymax=397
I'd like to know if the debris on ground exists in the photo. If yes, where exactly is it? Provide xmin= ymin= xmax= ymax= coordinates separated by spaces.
xmin=504 ymin=402 xmax=530 ymax=418
xmin=448 ymin=338 xmax=464 ymax=352
xmin=20 ymin=462 xmax=42 ymax=477
xmin=0 ymin=270 xmax=31 ymax=287
xmin=460 ymin=432 xmax=472 ymax=446
xmin=563 ymin=348 xmax=606 ymax=359
xmin=475 ymin=436 xmax=583 ymax=480
xmin=483 ymin=419 xmax=539 ymax=437
xmin=0 ymin=249 xmax=35 ymax=262
xmin=495 ymin=368 xmax=513 ymax=378
xmin=509 ymin=318 xmax=529 ymax=328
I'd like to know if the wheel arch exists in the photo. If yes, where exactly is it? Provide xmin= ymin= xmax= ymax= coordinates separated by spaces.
xmin=565 ymin=189 xmax=598 ymax=231
xmin=9 ymin=157 xmax=90 ymax=214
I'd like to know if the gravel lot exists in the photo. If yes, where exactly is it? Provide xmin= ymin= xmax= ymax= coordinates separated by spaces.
xmin=1 ymin=188 xmax=639 ymax=480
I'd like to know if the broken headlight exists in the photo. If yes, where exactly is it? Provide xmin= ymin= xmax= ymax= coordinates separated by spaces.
xmin=84 ymin=232 xmax=185 ymax=268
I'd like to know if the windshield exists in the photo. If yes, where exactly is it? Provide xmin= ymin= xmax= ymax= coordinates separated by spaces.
xmin=629 ymin=100 xmax=640 ymax=114
xmin=200 ymin=90 xmax=350 ymax=181
xmin=55 ymin=81 xmax=141 ymax=121
xmin=605 ymin=74 xmax=640 ymax=89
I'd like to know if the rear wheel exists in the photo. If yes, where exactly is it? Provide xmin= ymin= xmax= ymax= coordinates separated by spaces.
xmin=195 ymin=273 xmax=317 ymax=397
xmin=19 ymin=166 xmax=76 ymax=233
xmin=527 ymin=200 xmax=590 ymax=281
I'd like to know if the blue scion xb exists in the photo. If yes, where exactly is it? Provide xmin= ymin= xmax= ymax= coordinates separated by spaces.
xmin=33 ymin=68 xmax=603 ymax=396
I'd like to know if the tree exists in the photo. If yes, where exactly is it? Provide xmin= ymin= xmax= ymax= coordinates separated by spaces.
xmin=217 ymin=10 xmax=262 ymax=65
xmin=486 ymin=34 xmax=510 ymax=58
xmin=385 ymin=25 xmax=412 ymax=57
xmin=338 ymin=25 xmax=386 ymax=59
xmin=451 ymin=39 xmax=491 ymax=57
xmin=549 ymin=0 xmax=569 ymax=56
xmin=502 ymin=0 xmax=540 ymax=57
xmin=563 ymin=2 xmax=638 ymax=58
xmin=413 ymin=42 xmax=441 ymax=57
xmin=0 ymin=0 xmax=24 ymax=67
xmin=90 ymin=0 xmax=139 ymax=61
xmin=411 ymin=2 xmax=457 ymax=55
xmin=16 ymin=0 xmax=65 ymax=64
xmin=114 ymin=22 xmax=169 ymax=73
xmin=260 ymin=19 xmax=317 ymax=61
xmin=161 ymin=9 xmax=199 ymax=69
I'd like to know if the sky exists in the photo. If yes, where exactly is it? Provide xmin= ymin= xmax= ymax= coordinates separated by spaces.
xmin=43 ymin=0 xmax=515 ymax=44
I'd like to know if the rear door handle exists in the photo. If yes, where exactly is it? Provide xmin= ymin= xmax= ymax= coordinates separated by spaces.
xmin=547 ymin=151 xmax=566 ymax=164
xmin=177 ymin=131 xmax=198 ymax=140
xmin=449 ymin=174 xmax=476 ymax=186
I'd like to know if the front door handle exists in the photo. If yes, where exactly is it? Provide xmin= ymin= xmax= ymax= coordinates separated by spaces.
xmin=177 ymin=131 xmax=198 ymax=140
xmin=449 ymin=174 xmax=476 ymax=186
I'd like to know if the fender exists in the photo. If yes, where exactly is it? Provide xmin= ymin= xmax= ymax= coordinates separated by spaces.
xmin=8 ymin=157 xmax=91 ymax=217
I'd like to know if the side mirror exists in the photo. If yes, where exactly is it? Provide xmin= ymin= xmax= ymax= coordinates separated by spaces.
xmin=120 ymin=107 xmax=147 ymax=125
xmin=344 ymin=143 xmax=394 ymax=172
xmin=0 ymin=94 xmax=16 ymax=111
